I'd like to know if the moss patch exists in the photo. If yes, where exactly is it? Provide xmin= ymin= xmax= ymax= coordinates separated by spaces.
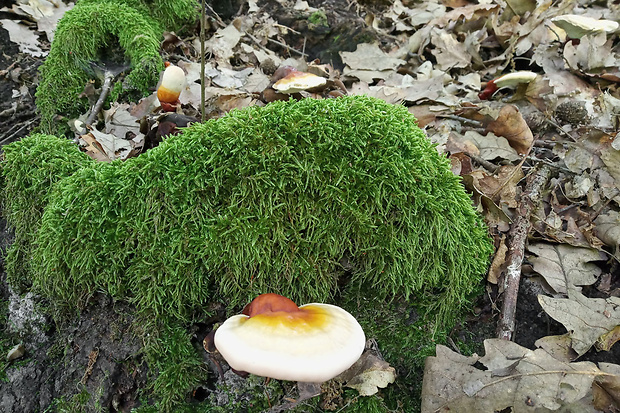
xmin=0 ymin=134 xmax=95 ymax=290
xmin=35 ymin=0 xmax=198 ymax=135
xmin=1 ymin=96 xmax=493 ymax=409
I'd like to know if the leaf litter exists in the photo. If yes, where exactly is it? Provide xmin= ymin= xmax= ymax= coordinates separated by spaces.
xmin=3 ymin=0 xmax=620 ymax=409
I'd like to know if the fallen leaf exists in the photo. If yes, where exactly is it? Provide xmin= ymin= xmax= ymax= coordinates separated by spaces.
xmin=486 ymin=105 xmax=534 ymax=154
xmin=103 ymin=103 xmax=142 ymax=139
xmin=0 ymin=19 xmax=45 ymax=57
xmin=563 ymin=32 xmax=617 ymax=73
xmin=597 ymin=325 xmax=620 ymax=352
xmin=560 ymin=143 xmax=595 ymax=174
xmin=80 ymin=133 xmax=111 ymax=162
xmin=206 ymin=23 xmax=242 ymax=62
xmin=534 ymin=334 xmax=578 ymax=363
xmin=81 ymin=129 xmax=132 ymax=162
xmin=340 ymin=43 xmax=406 ymax=76
xmin=459 ymin=130 xmax=521 ymax=162
xmin=538 ymin=291 xmax=620 ymax=356
xmin=430 ymin=28 xmax=471 ymax=70
xmin=527 ymin=243 xmax=605 ymax=295
xmin=593 ymin=363 xmax=620 ymax=412
xmin=595 ymin=210 xmax=620 ymax=252
xmin=487 ymin=234 xmax=507 ymax=284
xmin=336 ymin=349 xmax=396 ymax=396
xmin=421 ymin=339 xmax=613 ymax=412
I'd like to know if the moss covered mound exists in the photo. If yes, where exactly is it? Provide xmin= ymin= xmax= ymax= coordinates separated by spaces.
xmin=36 ymin=0 xmax=197 ymax=134
xmin=3 ymin=96 xmax=492 ymax=328
xmin=0 ymin=134 xmax=95 ymax=290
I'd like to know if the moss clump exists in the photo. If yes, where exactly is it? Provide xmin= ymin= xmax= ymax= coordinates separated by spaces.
xmin=1 ymin=96 xmax=493 ymax=409
xmin=26 ymin=96 xmax=491 ymax=325
xmin=35 ymin=0 xmax=197 ymax=134
xmin=308 ymin=10 xmax=329 ymax=30
xmin=0 ymin=134 xmax=95 ymax=290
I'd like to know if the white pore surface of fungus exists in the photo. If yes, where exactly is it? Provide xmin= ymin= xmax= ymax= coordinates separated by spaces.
xmin=551 ymin=14 xmax=619 ymax=39
xmin=494 ymin=71 xmax=538 ymax=89
xmin=214 ymin=302 xmax=365 ymax=382
xmin=272 ymin=71 xmax=327 ymax=94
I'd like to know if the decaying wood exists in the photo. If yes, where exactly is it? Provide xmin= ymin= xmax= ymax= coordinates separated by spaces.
xmin=497 ymin=164 xmax=552 ymax=341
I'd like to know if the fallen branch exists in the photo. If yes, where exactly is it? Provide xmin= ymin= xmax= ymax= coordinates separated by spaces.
xmin=497 ymin=164 xmax=552 ymax=341
xmin=81 ymin=70 xmax=115 ymax=135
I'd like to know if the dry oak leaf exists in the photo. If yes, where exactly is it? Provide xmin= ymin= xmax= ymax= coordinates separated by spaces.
xmin=487 ymin=234 xmax=507 ymax=284
xmin=594 ymin=210 xmax=620 ymax=252
xmin=336 ymin=350 xmax=396 ymax=396
xmin=597 ymin=325 xmax=620 ymax=352
xmin=527 ymin=243 xmax=605 ymax=295
xmin=538 ymin=291 xmax=620 ymax=357
xmin=486 ymin=105 xmax=534 ymax=155
xmin=593 ymin=362 xmax=620 ymax=412
xmin=340 ymin=43 xmax=406 ymax=74
xmin=458 ymin=130 xmax=520 ymax=162
xmin=421 ymin=339 xmax=617 ymax=413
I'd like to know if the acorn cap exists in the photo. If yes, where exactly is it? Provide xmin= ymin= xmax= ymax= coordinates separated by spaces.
xmin=272 ymin=71 xmax=327 ymax=94
xmin=551 ymin=15 xmax=619 ymax=39
xmin=157 ymin=64 xmax=186 ymax=104
xmin=214 ymin=293 xmax=365 ymax=382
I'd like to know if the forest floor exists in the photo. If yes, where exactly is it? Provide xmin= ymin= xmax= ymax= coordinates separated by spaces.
xmin=1 ymin=0 xmax=620 ymax=412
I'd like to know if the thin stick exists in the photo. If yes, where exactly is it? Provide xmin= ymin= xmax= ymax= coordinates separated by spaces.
xmin=469 ymin=153 xmax=500 ymax=173
xmin=82 ymin=70 xmax=114 ymax=134
xmin=200 ymin=0 xmax=206 ymax=122
xmin=497 ymin=164 xmax=551 ymax=341
xmin=266 ymin=37 xmax=308 ymax=57
xmin=0 ymin=119 xmax=36 ymax=146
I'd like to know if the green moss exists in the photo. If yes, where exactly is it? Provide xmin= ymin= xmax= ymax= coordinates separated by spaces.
xmin=340 ymin=393 xmax=391 ymax=412
xmin=35 ymin=0 xmax=198 ymax=134
xmin=144 ymin=322 xmax=207 ymax=411
xmin=2 ymin=96 xmax=493 ymax=410
xmin=49 ymin=386 xmax=102 ymax=413
xmin=308 ymin=10 xmax=329 ymax=29
xmin=0 ymin=134 xmax=95 ymax=290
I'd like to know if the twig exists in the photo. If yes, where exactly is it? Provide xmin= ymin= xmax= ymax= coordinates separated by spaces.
xmin=469 ymin=154 xmax=500 ymax=173
xmin=436 ymin=114 xmax=484 ymax=128
xmin=545 ymin=118 xmax=577 ymax=142
xmin=203 ymin=2 xmax=225 ymax=27
xmin=497 ymin=164 xmax=552 ymax=341
xmin=0 ymin=119 xmax=36 ymax=146
xmin=266 ymin=37 xmax=308 ymax=57
xmin=82 ymin=70 xmax=115 ymax=134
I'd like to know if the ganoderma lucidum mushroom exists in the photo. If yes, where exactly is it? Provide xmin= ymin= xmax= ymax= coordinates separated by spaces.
xmin=551 ymin=14 xmax=619 ymax=40
xmin=272 ymin=67 xmax=327 ymax=94
xmin=157 ymin=62 xmax=186 ymax=110
xmin=479 ymin=71 xmax=538 ymax=100
xmin=214 ymin=293 xmax=365 ymax=382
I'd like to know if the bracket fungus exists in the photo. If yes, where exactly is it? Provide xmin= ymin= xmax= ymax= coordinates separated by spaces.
xmin=214 ymin=293 xmax=366 ymax=382
xmin=272 ymin=66 xmax=327 ymax=94
xmin=157 ymin=63 xmax=186 ymax=110
xmin=479 ymin=71 xmax=538 ymax=100
xmin=551 ymin=14 xmax=619 ymax=39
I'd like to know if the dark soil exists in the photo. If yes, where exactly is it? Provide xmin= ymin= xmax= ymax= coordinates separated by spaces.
xmin=0 ymin=25 xmax=40 ymax=146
